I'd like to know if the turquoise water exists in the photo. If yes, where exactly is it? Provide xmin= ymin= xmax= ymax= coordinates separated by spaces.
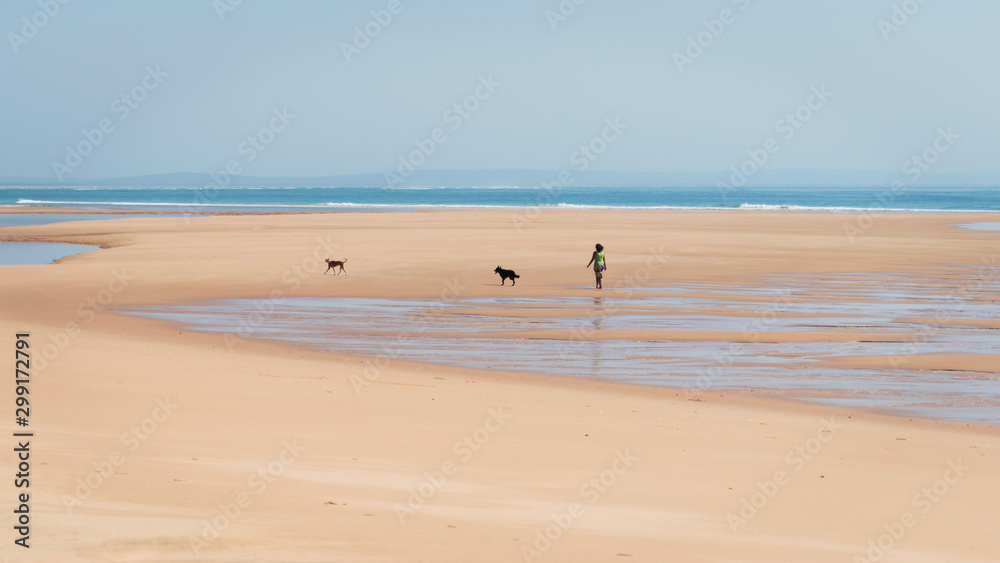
xmin=4 ymin=185 xmax=999 ymax=212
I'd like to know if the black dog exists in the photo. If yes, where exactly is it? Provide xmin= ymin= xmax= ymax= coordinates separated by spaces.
xmin=494 ymin=266 xmax=520 ymax=286
xmin=324 ymin=259 xmax=347 ymax=275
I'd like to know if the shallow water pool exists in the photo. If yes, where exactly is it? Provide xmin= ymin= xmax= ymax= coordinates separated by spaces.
xmin=122 ymin=271 xmax=1000 ymax=424
xmin=0 ymin=241 xmax=101 ymax=265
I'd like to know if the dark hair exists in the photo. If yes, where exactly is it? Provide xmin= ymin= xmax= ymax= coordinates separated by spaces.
xmin=595 ymin=243 xmax=604 ymax=251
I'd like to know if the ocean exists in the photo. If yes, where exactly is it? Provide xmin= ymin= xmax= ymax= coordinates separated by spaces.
xmin=2 ymin=185 xmax=998 ymax=213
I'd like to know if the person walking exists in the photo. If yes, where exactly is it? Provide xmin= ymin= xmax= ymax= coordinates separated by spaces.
xmin=586 ymin=243 xmax=607 ymax=289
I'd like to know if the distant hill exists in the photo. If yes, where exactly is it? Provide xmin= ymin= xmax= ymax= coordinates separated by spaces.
xmin=1 ymin=170 xmax=997 ymax=188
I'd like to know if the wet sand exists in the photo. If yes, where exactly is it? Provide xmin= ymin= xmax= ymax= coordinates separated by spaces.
xmin=123 ymin=284 xmax=1000 ymax=422
xmin=1 ymin=207 xmax=999 ymax=562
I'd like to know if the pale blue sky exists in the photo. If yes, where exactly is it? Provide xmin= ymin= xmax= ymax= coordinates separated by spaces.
xmin=1 ymin=0 xmax=998 ymax=180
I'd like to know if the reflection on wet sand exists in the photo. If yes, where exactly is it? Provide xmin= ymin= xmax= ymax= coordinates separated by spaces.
xmin=124 ymin=270 xmax=1000 ymax=423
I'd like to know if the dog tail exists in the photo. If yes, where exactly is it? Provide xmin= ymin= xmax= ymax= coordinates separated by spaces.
xmin=514 ymin=273 xmax=520 ymax=278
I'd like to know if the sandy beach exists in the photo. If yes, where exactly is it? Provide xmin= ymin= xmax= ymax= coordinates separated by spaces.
xmin=2 ymin=207 xmax=999 ymax=562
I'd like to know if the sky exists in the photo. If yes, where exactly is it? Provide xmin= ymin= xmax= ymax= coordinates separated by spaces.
xmin=1 ymin=0 xmax=999 ymax=181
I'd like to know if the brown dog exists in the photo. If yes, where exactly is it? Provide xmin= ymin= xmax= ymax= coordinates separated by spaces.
xmin=324 ymin=259 xmax=347 ymax=275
